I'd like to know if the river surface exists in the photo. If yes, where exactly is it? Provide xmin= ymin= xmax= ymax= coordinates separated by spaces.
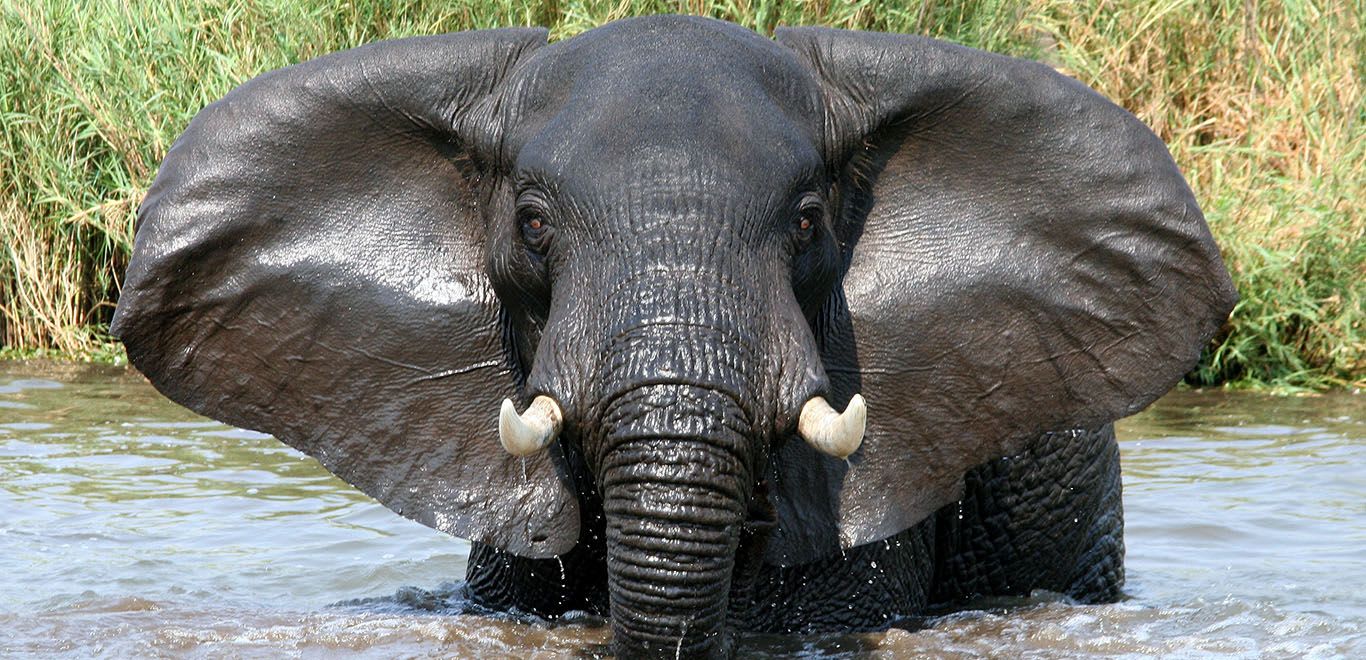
xmin=0 ymin=361 xmax=1361 ymax=658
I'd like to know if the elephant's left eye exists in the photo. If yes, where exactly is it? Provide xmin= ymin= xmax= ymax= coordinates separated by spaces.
xmin=794 ymin=196 xmax=824 ymax=243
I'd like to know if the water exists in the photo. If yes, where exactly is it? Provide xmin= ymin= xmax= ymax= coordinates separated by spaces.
xmin=1 ymin=361 xmax=1361 ymax=658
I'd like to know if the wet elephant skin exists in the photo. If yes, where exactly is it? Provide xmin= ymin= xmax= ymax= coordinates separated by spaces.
xmin=112 ymin=15 xmax=1236 ymax=659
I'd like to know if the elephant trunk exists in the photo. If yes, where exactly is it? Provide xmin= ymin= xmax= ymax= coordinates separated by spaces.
xmin=527 ymin=266 xmax=811 ymax=656
xmin=597 ymin=383 xmax=752 ymax=659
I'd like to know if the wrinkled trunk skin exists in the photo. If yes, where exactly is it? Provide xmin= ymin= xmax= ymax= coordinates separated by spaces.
xmin=529 ymin=240 xmax=796 ymax=656
xmin=598 ymin=383 xmax=750 ymax=658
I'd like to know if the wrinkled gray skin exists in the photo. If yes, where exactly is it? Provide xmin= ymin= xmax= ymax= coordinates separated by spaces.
xmin=112 ymin=16 xmax=1236 ymax=659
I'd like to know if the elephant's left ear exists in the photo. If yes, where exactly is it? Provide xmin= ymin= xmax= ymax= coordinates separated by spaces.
xmin=765 ymin=28 xmax=1236 ymax=563
xmin=112 ymin=29 xmax=582 ymax=558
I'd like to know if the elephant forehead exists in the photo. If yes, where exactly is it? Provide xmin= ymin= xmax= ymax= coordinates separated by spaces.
xmin=505 ymin=16 xmax=825 ymax=184
xmin=533 ymin=16 xmax=821 ymax=116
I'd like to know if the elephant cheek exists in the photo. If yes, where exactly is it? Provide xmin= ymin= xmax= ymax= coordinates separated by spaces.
xmin=596 ymin=384 xmax=751 ymax=659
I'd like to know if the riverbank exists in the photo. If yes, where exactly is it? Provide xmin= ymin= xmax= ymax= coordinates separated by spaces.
xmin=2 ymin=1 xmax=1360 ymax=388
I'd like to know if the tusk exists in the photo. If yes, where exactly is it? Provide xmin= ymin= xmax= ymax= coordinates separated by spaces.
xmin=498 ymin=395 xmax=563 ymax=456
xmin=797 ymin=394 xmax=866 ymax=459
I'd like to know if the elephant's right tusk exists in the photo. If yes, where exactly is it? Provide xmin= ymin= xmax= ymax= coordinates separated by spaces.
xmin=499 ymin=395 xmax=563 ymax=456
xmin=797 ymin=394 xmax=866 ymax=459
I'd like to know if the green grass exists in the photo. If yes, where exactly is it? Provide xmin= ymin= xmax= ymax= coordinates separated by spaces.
xmin=2 ymin=0 xmax=1361 ymax=388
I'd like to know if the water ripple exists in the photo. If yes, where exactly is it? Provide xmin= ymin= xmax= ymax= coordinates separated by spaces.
xmin=1 ymin=362 xmax=1361 ymax=657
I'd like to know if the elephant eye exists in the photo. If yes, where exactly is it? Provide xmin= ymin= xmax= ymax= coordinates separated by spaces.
xmin=794 ymin=196 xmax=824 ymax=243
xmin=518 ymin=206 xmax=554 ymax=254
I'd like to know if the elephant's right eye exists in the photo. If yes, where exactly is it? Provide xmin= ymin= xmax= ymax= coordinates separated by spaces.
xmin=519 ymin=209 xmax=554 ymax=253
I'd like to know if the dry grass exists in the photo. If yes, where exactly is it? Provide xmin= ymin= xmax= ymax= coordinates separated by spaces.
xmin=1 ymin=0 xmax=1361 ymax=387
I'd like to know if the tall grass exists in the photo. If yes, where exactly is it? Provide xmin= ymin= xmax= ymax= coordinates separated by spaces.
xmin=1 ymin=0 xmax=1361 ymax=388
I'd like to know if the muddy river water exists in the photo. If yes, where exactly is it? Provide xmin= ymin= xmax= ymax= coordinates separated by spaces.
xmin=0 ymin=361 xmax=1361 ymax=658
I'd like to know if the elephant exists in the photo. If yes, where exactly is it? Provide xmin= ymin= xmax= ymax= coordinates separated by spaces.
xmin=111 ymin=15 xmax=1236 ymax=659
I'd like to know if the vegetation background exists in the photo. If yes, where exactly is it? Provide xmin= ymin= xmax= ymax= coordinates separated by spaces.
xmin=1 ymin=0 xmax=1361 ymax=389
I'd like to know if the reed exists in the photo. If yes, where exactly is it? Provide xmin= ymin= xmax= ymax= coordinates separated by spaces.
xmin=2 ymin=0 xmax=1360 ymax=388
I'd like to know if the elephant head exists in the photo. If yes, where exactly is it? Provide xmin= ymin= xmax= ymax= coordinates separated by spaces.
xmin=113 ymin=16 xmax=1235 ymax=658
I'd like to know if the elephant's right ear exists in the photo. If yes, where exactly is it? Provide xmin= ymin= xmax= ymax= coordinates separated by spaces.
xmin=111 ymin=29 xmax=580 ymax=558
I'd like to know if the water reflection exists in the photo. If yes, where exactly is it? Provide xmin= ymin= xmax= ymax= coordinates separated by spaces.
xmin=1 ymin=362 xmax=1362 ymax=657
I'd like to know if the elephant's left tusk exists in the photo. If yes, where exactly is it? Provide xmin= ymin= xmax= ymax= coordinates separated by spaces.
xmin=797 ymin=394 xmax=866 ymax=459
xmin=499 ymin=395 xmax=563 ymax=456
